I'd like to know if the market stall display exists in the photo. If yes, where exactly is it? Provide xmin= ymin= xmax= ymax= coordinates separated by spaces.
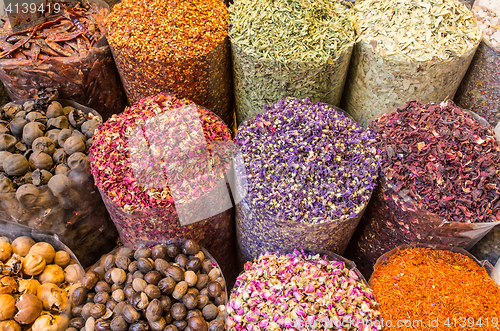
xmin=342 ymin=0 xmax=481 ymax=127
xmin=227 ymin=250 xmax=381 ymax=331
xmin=455 ymin=4 xmax=500 ymax=126
xmin=0 ymin=89 xmax=117 ymax=268
xmin=90 ymin=93 xmax=237 ymax=284
xmin=346 ymin=100 xmax=500 ymax=277
xmin=229 ymin=0 xmax=355 ymax=125
xmin=235 ymin=97 xmax=380 ymax=264
xmin=0 ymin=1 xmax=126 ymax=120
xmin=0 ymin=231 xmax=85 ymax=331
xmin=71 ymin=239 xmax=227 ymax=331
xmin=370 ymin=245 xmax=500 ymax=331
xmin=105 ymin=0 xmax=235 ymax=133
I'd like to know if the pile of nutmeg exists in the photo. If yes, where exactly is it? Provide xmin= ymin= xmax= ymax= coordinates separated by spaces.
xmin=68 ymin=240 xmax=227 ymax=331
xmin=0 ymin=235 xmax=84 ymax=331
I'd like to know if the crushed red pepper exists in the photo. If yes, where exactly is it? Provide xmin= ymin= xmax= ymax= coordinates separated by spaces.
xmin=372 ymin=247 xmax=500 ymax=331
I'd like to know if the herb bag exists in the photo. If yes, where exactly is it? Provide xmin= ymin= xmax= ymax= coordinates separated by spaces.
xmin=0 ymin=98 xmax=118 ymax=268
xmin=0 ymin=0 xmax=126 ymax=121
xmin=342 ymin=40 xmax=478 ymax=127
xmin=231 ymin=44 xmax=353 ymax=125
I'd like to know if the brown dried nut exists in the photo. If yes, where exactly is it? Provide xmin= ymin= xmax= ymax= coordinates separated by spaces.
xmin=22 ymin=122 xmax=45 ymax=146
xmin=85 ymin=317 xmax=95 ymax=331
xmin=37 ymin=283 xmax=65 ymax=311
xmin=128 ymin=261 xmax=139 ymax=273
xmin=207 ymin=319 xmax=224 ymax=331
xmin=196 ymin=295 xmax=209 ymax=310
xmin=0 ymin=177 xmax=14 ymax=193
xmin=151 ymin=245 xmax=167 ymax=260
xmin=183 ymin=240 xmax=200 ymax=256
xmin=83 ymin=271 xmax=100 ymax=290
xmin=72 ymin=130 xmax=86 ymax=142
xmin=25 ymin=112 xmax=46 ymax=124
xmin=53 ymin=250 xmax=70 ymax=268
xmin=186 ymin=258 xmax=201 ymax=273
xmin=134 ymin=246 xmax=152 ymax=260
xmin=94 ymin=291 xmax=110 ymax=305
xmin=149 ymin=317 xmax=167 ymax=331
xmin=186 ymin=309 xmax=202 ymax=320
xmin=54 ymin=164 xmax=70 ymax=176
xmin=132 ymin=278 xmax=147 ymax=293
xmin=82 ymin=302 xmax=95 ymax=320
xmin=182 ymin=293 xmax=198 ymax=310
xmin=9 ymin=118 xmax=27 ymax=138
xmin=69 ymin=109 xmax=87 ymax=129
xmin=206 ymin=282 xmax=222 ymax=298
xmin=29 ymin=151 xmax=53 ymax=171
xmin=14 ymin=141 xmax=27 ymax=152
xmin=95 ymin=280 xmax=111 ymax=293
xmin=67 ymin=152 xmax=89 ymax=172
xmin=96 ymin=318 xmax=112 ymax=330
xmin=16 ymin=110 xmax=26 ymax=118
xmin=22 ymin=171 xmax=32 ymax=184
xmin=116 ymin=247 xmax=134 ymax=259
xmin=29 ymin=242 xmax=55 ymax=264
xmin=166 ymin=245 xmax=180 ymax=258
xmin=154 ymin=258 xmax=169 ymax=275
xmin=208 ymin=268 xmax=220 ymax=281
xmin=0 ymin=294 xmax=15 ymax=321
xmin=137 ymin=258 xmax=153 ymax=274
xmin=122 ymin=304 xmax=140 ymax=324
xmin=110 ymin=316 xmax=128 ymax=331
xmin=158 ymin=277 xmax=175 ymax=295
xmin=202 ymin=304 xmax=218 ymax=321
xmin=16 ymin=184 xmax=39 ymax=206
xmin=64 ymin=136 xmax=85 ymax=155
xmin=47 ymin=174 xmax=71 ymax=197
xmin=4 ymin=154 xmax=29 ymax=176
xmin=64 ymin=264 xmax=85 ymax=283
xmin=145 ymin=299 xmax=163 ymax=322
xmin=32 ymin=314 xmax=67 ymax=331
xmin=115 ymin=256 xmax=130 ymax=271
xmin=214 ymin=292 xmax=226 ymax=306
xmin=144 ymin=284 xmax=161 ymax=300
xmin=129 ymin=320 xmax=150 ymax=331
xmin=187 ymin=288 xmax=199 ymax=297
xmin=133 ymin=292 xmax=149 ymax=310
xmin=45 ymin=129 xmax=61 ymax=145
xmin=81 ymin=119 xmax=100 ymax=139
xmin=173 ymin=320 xmax=187 ymax=330
xmin=185 ymin=271 xmax=197 ymax=287
xmin=172 ymin=281 xmax=188 ymax=301
xmin=0 ymin=134 xmax=17 ymax=152
xmin=4 ymin=103 xmax=22 ymax=117
xmin=0 ymin=151 xmax=11 ymax=171
xmin=32 ymin=137 xmax=56 ymax=155
xmin=69 ymin=316 xmax=85 ymax=329
xmin=202 ymin=260 xmax=213 ymax=274
xmin=175 ymin=254 xmax=188 ymax=269
xmin=18 ymin=279 xmax=40 ymax=296
xmin=123 ymin=285 xmax=136 ymax=299
xmin=0 ymin=277 xmax=16 ymax=294
xmin=171 ymin=302 xmax=187 ymax=321
xmin=46 ymin=101 xmax=64 ymax=118
xmin=14 ymin=293 xmax=43 ymax=324
xmin=166 ymin=265 xmax=184 ymax=282
xmin=103 ymin=254 xmax=116 ymax=271
xmin=111 ymin=289 xmax=125 ymax=302
xmin=90 ymin=303 xmax=107 ymax=319
xmin=111 ymin=268 xmax=126 ymax=285
xmin=47 ymin=116 xmax=69 ymax=130
xmin=144 ymin=271 xmax=162 ymax=285
xmin=23 ymin=253 xmax=45 ymax=275
xmin=72 ymin=304 xmax=83 ymax=317
xmin=39 ymin=264 xmax=65 ymax=285
xmin=52 ymin=147 xmax=67 ymax=164
xmin=0 ymin=320 xmax=21 ymax=331
xmin=62 ymin=106 xmax=74 ymax=116
xmin=57 ymin=129 xmax=72 ymax=148
xmin=188 ymin=316 xmax=208 ymax=331
xmin=0 ymin=241 xmax=11 ymax=262
xmin=114 ymin=301 xmax=127 ymax=316
xmin=71 ymin=286 xmax=87 ymax=306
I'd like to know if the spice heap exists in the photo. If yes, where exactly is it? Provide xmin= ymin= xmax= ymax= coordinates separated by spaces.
xmin=0 ymin=235 xmax=84 ymax=331
xmin=0 ymin=2 xmax=104 ymax=61
xmin=229 ymin=0 xmax=355 ymax=124
xmin=372 ymin=247 xmax=500 ymax=331
xmin=105 ymin=0 xmax=235 ymax=131
xmin=71 ymin=240 xmax=227 ymax=331
xmin=473 ymin=5 xmax=500 ymax=50
xmin=235 ymin=97 xmax=380 ymax=262
xmin=227 ymin=251 xmax=381 ymax=331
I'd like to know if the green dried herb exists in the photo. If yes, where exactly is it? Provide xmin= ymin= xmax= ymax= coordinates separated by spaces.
xmin=229 ymin=0 xmax=355 ymax=124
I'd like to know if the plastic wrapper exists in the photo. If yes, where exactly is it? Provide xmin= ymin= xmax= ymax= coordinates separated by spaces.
xmin=369 ymin=243 xmax=500 ymax=286
xmin=0 ymin=98 xmax=117 ymax=268
xmin=471 ymin=225 xmax=500 ymax=266
xmin=342 ymin=40 xmax=478 ymax=127
xmin=0 ymin=0 xmax=127 ymax=121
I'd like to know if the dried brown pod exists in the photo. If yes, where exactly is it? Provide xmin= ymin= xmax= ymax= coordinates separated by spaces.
xmin=47 ymin=174 xmax=72 ymax=197
xmin=0 ymin=134 xmax=17 ymax=152
xmin=47 ymin=116 xmax=69 ymax=130
xmin=54 ymin=251 xmax=70 ymax=268
xmin=22 ymin=122 xmax=45 ymax=146
xmin=82 ymin=271 xmax=100 ymax=290
xmin=67 ymin=152 xmax=89 ymax=172
xmin=9 ymin=118 xmax=27 ymax=138
xmin=14 ymin=293 xmax=43 ymax=324
xmin=64 ymin=136 xmax=85 ymax=155
xmin=81 ymin=119 xmax=100 ymax=139
xmin=46 ymin=101 xmax=64 ymax=119
xmin=29 ymin=151 xmax=54 ymax=171
xmin=29 ymin=242 xmax=55 ymax=264
xmin=54 ymin=164 xmax=70 ymax=176
xmin=64 ymin=264 xmax=85 ymax=284
xmin=0 ymin=294 xmax=15 ymax=321
xmin=25 ymin=112 xmax=47 ymax=125
xmin=71 ymin=286 xmax=88 ymax=306
xmin=0 ymin=242 xmax=12 ymax=262
xmin=69 ymin=109 xmax=87 ymax=129
xmin=0 ymin=151 xmax=12 ymax=171
xmin=3 ymin=154 xmax=29 ymax=176
xmin=39 ymin=264 xmax=65 ymax=285
xmin=18 ymin=279 xmax=40 ymax=296
xmin=16 ymin=184 xmax=40 ymax=206
xmin=37 ymin=283 xmax=66 ymax=311
xmin=32 ymin=137 xmax=56 ymax=155
xmin=0 ymin=320 xmax=21 ymax=331
xmin=52 ymin=148 xmax=67 ymax=164
xmin=0 ymin=177 xmax=14 ymax=193
xmin=45 ymin=129 xmax=61 ymax=145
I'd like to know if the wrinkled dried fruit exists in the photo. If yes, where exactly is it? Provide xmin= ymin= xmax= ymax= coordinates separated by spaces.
xmin=29 ymin=151 xmax=54 ymax=171
xmin=14 ymin=293 xmax=43 ymax=324
xmin=64 ymin=136 xmax=85 ymax=155
xmin=39 ymin=264 xmax=65 ymax=285
xmin=16 ymin=184 xmax=39 ymax=206
xmin=32 ymin=137 xmax=56 ymax=155
xmin=23 ymin=253 xmax=46 ymax=275
xmin=11 ymin=236 xmax=35 ymax=257
xmin=0 ymin=320 xmax=21 ymax=331
xmin=64 ymin=264 xmax=85 ymax=284
xmin=67 ymin=152 xmax=89 ymax=172
xmin=47 ymin=116 xmax=69 ymax=130
xmin=9 ymin=118 xmax=27 ymax=138
xmin=0 ymin=294 xmax=16 ymax=320
xmin=54 ymin=250 xmax=71 ymax=268
xmin=0 ymin=242 xmax=11 ymax=262
xmin=47 ymin=174 xmax=72 ymax=197
xmin=29 ymin=242 xmax=55 ymax=264
xmin=0 ymin=134 xmax=17 ymax=152
xmin=22 ymin=122 xmax=44 ymax=146
xmin=46 ymin=102 xmax=64 ymax=119
xmin=31 ymin=169 xmax=53 ymax=186
xmin=18 ymin=279 xmax=40 ymax=296
xmin=3 ymin=154 xmax=29 ymax=176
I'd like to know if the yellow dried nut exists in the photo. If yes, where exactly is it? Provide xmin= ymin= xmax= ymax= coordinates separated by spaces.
xmin=11 ymin=236 xmax=35 ymax=257
xmin=14 ymin=293 xmax=43 ymax=324
xmin=0 ymin=242 xmax=12 ymax=262
xmin=18 ymin=279 xmax=41 ymax=296
xmin=29 ymin=242 xmax=55 ymax=264
xmin=0 ymin=320 xmax=21 ymax=331
xmin=0 ymin=294 xmax=15 ymax=321
xmin=23 ymin=253 xmax=46 ymax=276
xmin=53 ymin=251 xmax=70 ymax=268
xmin=39 ymin=265 xmax=65 ymax=285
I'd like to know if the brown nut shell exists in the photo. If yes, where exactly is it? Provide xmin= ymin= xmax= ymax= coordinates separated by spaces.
xmin=14 ymin=293 xmax=43 ymax=324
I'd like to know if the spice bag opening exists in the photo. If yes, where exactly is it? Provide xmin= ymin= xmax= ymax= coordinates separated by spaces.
xmin=105 ymin=0 xmax=236 ymax=134
xmin=341 ymin=0 xmax=481 ymax=127
xmin=227 ymin=250 xmax=381 ymax=331
xmin=234 ymin=97 xmax=380 ymax=265
xmin=0 ymin=1 xmax=127 ymax=121
xmin=0 ymin=95 xmax=118 ymax=268
xmin=345 ymin=101 xmax=500 ymax=278
xmin=90 ymin=93 xmax=239 ymax=286
xmin=454 ymin=4 xmax=500 ymax=126
xmin=229 ymin=0 xmax=355 ymax=126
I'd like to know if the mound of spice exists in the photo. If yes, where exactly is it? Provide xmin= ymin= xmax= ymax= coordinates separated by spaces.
xmin=346 ymin=100 xmax=500 ymax=276
xmin=89 ymin=93 xmax=237 ymax=283
xmin=229 ymin=0 xmax=355 ymax=124
xmin=474 ymin=5 xmax=500 ymax=50
xmin=105 ymin=0 xmax=235 ymax=131
xmin=372 ymin=247 xmax=500 ymax=331
xmin=227 ymin=250 xmax=381 ymax=331
xmin=235 ymin=97 xmax=380 ymax=263
xmin=342 ymin=0 xmax=481 ymax=126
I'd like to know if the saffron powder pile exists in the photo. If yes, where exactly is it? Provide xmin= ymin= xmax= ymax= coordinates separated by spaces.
xmin=372 ymin=247 xmax=500 ymax=331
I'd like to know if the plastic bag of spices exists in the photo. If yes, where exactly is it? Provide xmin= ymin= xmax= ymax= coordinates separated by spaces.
xmin=90 ymin=93 xmax=238 ymax=285
xmin=454 ymin=4 xmax=500 ymax=126
xmin=0 ymin=90 xmax=118 ymax=268
xmin=341 ymin=0 xmax=481 ymax=127
xmin=105 ymin=0 xmax=236 ymax=133
xmin=234 ymin=97 xmax=380 ymax=265
xmin=229 ymin=0 xmax=355 ymax=125
xmin=0 ymin=0 xmax=127 ymax=121
xmin=345 ymin=100 xmax=500 ymax=277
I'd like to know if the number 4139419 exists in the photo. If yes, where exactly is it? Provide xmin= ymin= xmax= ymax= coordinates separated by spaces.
xmin=443 ymin=317 xmax=498 ymax=328
xmin=4 ymin=2 xmax=61 ymax=15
